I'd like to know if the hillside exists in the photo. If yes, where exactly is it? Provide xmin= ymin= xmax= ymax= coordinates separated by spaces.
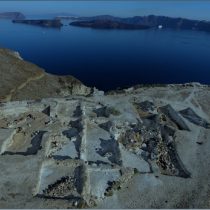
xmin=0 ymin=49 xmax=91 ymax=102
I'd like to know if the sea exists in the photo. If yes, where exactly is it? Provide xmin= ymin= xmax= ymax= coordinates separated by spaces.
xmin=1 ymin=18 xmax=210 ymax=90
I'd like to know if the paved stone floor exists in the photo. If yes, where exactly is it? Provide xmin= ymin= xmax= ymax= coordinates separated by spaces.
xmin=0 ymin=84 xmax=210 ymax=208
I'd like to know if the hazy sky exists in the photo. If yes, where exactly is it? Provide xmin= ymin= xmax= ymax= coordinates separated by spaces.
xmin=0 ymin=1 xmax=210 ymax=20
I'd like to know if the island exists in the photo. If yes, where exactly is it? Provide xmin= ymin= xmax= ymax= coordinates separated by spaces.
xmin=70 ymin=15 xmax=210 ymax=32
xmin=0 ymin=12 xmax=25 ymax=20
xmin=55 ymin=15 xmax=79 ymax=20
xmin=70 ymin=19 xmax=151 ymax=29
xmin=12 ymin=19 xmax=63 ymax=28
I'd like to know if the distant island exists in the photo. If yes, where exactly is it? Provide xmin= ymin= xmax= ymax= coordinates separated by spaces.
xmin=55 ymin=15 xmax=79 ymax=20
xmin=12 ymin=19 xmax=63 ymax=28
xmin=0 ymin=12 xmax=25 ymax=20
xmin=2 ymin=12 xmax=210 ymax=32
xmin=70 ymin=15 xmax=210 ymax=32
xmin=70 ymin=19 xmax=151 ymax=30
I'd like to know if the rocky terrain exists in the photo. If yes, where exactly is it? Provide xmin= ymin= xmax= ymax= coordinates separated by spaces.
xmin=0 ymin=12 xmax=25 ymax=20
xmin=12 ymin=19 xmax=63 ymax=28
xmin=0 ymin=82 xmax=210 ymax=208
xmin=0 ymin=49 xmax=210 ymax=208
xmin=0 ymin=49 xmax=91 ymax=102
xmin=71 ymin=15 xmax=210 ymax=32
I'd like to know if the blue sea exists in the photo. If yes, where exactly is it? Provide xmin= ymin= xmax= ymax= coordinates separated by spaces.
xmin=0 ymin=18 xmax=210 ymax=90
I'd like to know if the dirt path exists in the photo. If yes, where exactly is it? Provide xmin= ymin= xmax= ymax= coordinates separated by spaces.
xmin=4 ymin=73 xmax=45 ymax=102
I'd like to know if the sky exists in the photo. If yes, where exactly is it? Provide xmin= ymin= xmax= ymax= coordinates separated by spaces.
xmin=0 ymin=1 xmax=210 ymax=20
